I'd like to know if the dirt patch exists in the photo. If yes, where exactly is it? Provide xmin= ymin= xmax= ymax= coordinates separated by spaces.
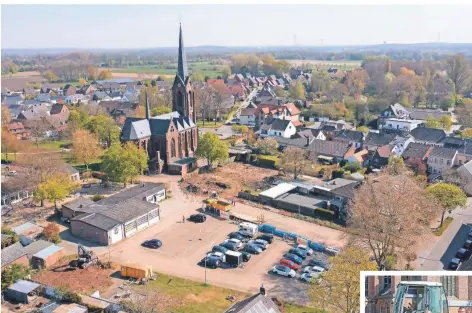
xmin=32 ymin=258 xmax=118 ymax=294
xmin=1 ymin=76 xmax=46 ymax=91
xmin=182 ymin=163 xmax=278 ymax=199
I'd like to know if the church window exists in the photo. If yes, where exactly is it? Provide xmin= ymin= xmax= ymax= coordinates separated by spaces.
xmin=178 ymin=136 xmax=182 ymax=158
xmin=171 ymin=138 xmax=176 ymax=158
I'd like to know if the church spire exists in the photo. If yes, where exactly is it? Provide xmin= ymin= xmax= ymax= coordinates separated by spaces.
xmin=145 ymin=89 xmax=150 ymax=120
xmin=177 ymin=23 xmax=188 ymax=81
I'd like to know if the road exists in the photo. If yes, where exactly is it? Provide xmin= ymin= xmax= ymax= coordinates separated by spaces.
xmin=419 ymin=198 xmax=472 ymax=270
xmin=225 ymin=86 xmax=260 ymax=124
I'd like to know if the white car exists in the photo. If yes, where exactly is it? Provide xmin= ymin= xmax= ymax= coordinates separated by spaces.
xmin=303 ymin=266 xmax=325 ymax=273
xmin=225 ymin=238 xmax=243 ymax=248
xmin=272 ymin=265 xmax=296 ymax=278
xmin=297 ymin=244 xmax=313 ymax=256
xmin=300 ymin=272 xmax=322 ymax=283
xmin=206 ymin=252 xmax=226 ymax=263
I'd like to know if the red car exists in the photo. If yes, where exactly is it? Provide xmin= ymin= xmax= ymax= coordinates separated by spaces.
xmin=280 ymin=258 xmax=299 ymax=270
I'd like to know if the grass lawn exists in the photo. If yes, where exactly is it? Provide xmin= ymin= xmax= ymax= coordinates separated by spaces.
xmin=37 ymin=140 xmax=71 ymax=151
xmin=136 ymin=273 xmax=314 ymax=313
xmin=196 ymin=121 xmax=224 ymax=128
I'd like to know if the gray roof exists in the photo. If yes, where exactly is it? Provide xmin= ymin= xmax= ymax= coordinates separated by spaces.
xmin=129 ymin=119 xmax=152 ymax=140
xmin=401 ymin=143 xmax=432 ymax=159
xmin=73 ymin=212 xmax=121 ymax=231
xmin=223 ymin=293 xmax=281 ymax=313
xmin=2 ymin=95 xmax=23 ymax=105
xmin=33 ymin=245 xmax=63 ymax=259
xmin=429 ymin=146 xmax=457 ymax=159
xmin=408 ymin=108 xmax=450 ymax=120
xmin=152 ymin=111 xmax=181 ymax=120
xmin=276 ymin=135 xmax=313 ymax=149
xmin=7 ymin=280 xmax=40 ymax=294
xmin=269 ymin=119 xmax=291 ymax=131
xmin=60 ymin=163 xmax=79 ymax=175
xmin=1 ymin=242 xmax=27 ymax=267
xmin=364 ymin=132 xmax=396 ymax=147
xmin=149 ymin=119 xmax=171 ymax=136
xmin=308 ymin=139 xmax=351 ymax=158
xmin=98 ymin=183 xmax=165 ymax=205
xmin=23 ymin=240 xmax=54 ymax=259
xmin=62 ymin=197 xmax=94 ymax=211
xmin=411 ymin=127 xmax=446 ymax=143
xmin=240 ymin=107 xmax=256 ymax=116
xmin=335 ymin=130 xmax=364 ymax=142
xmin=330 ymin=182 xmax=359 ymax=199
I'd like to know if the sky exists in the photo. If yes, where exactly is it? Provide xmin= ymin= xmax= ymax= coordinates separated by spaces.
xmin=2 ymin=4 xmax=472 ymax=49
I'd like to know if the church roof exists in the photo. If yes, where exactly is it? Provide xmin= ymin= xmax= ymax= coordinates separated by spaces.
xmin=149 ymin=119 xmax=171 ymax=136
xmin=177 ymin=24 xmax=189 ymax=82
xmin=152 ymin=111 xmax=181 ymax=120
xmin=129 ymin=119 xmax=151 ymax=140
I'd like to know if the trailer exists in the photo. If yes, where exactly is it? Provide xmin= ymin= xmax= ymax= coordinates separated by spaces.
xmin=225 ymin=250 xmax=243 ymax=268
xmin=121 ymin=263 xmax=153 ymax=279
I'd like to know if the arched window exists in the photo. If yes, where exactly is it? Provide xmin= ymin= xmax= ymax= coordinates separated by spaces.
xmin=170 ymin=138 xmax=176 ymax=158
xmin=178 ymin=135 xmax=182 ymax=158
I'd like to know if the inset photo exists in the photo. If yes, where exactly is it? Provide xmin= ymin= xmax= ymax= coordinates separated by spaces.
xmin=362 ymin=272 xmax=472 ymax=313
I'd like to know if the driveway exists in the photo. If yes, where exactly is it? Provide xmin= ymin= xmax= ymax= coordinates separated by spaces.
xmin=420 ymin=198 xmax=472 ymax=270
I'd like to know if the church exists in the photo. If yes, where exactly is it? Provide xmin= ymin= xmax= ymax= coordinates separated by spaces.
xmin=120 ymin=25 xmax=199 ymax=176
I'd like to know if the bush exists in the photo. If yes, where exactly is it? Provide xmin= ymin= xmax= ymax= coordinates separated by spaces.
xmin=1 ymin=226 xmax=19 ymax=248
xmin=42 ymin=223 xmax=61 ymax=244
xmin=343 ymin=162 xmax=362 ymax=173
xmin=433 ymin=217 xmax=454 ymax=236
xmin=332 ymin=169 xmax=345 ymax=179
xmin=91 ymin=194 xmax=105 ymax=202
xmin=1 ymin=264 xmax=32 ymax=290
xmin=339 ymin=159 xmax=347 ymax=167
xmin=257 ymin=155 xmax=279 ymax=169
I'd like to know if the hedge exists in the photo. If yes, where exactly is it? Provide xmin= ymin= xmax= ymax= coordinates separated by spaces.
xmin=257 ymin=155 xmax=279 ymax=168
xmin=433 ymin=217 xmax=453 ymax=236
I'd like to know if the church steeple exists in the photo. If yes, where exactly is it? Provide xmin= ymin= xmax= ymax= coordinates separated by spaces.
xmin=177 ymin=23 xmax=188 ymax=82
xmin=145 ymin=90 xmax=151 ymax=120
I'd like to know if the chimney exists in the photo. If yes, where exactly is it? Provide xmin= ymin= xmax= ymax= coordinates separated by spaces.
xmin=306 ymin=136 xmax=310 ymax=147
xmin=259 ymin=284 xmax=266 ymax=296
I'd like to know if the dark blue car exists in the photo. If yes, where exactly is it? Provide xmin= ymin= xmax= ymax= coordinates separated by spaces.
xmin=289 ymin=248 xmax=307 ymax=259
xmin=212 ymin=245 xmax=228 ymax=254
xmin=244 ymin=243 xmax=262 ymax=254
xmin=228 ymin=232 xmax=246 ymax=242
xmin=308 ymin=258 xmax=329 ymax=270
xmin=283 ymin=253 xmax=303 ymax=265
xmin=220 ymin=241 xmax=238 ymax=251
xmin=200 ymin=256 xmax=221 ymax=269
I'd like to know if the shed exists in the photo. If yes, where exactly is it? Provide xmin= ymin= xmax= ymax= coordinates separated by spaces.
xmin=13 ymin=222 xmax=43 ymax=240
xmin=259 ymin=183 xmax=297 ymax=200
xmin=6 ymin=280 xmax=41 ymax=303
xmin=53 ymin=303 xmax=88 ymax=313
xmin=31 ymin=245 xmax=65 ymax=269
xmin=121 ymin=263 xmax=153 ymax=279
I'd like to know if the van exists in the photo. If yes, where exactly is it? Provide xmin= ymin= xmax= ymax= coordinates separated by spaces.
xmin=238 ymin=222 xmax=258 ymax=237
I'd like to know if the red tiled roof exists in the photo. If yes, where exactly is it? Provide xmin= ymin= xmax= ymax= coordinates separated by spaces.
xmin=376 ymin=144 xmax=393 ymax=158
xmin=292 ymin=120 xmax=304 ymax=127
xmin=207 ymin=79 xmax=225 ymax=86
xmin=283 ymin=103 xmax=300 ymax=116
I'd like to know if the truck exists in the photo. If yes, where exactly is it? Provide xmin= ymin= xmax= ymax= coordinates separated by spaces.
xmin=205 ymin=198 xmax=231 ymax=211
xmin=238 ymin=222 xmax=258 ymax=237
xmin=225 ymin=250 xmax=243 ymax=268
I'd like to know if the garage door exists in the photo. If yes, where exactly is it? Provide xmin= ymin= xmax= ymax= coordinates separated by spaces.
xmin=148 ymin=209 xmax=160 ymax=225
xmin=136 ymin=214 xmax=149 ymax=231
xmin=124 ymin=221 xmax=137 ymax=237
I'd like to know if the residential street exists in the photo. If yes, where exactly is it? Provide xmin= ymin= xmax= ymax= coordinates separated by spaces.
xmin=419 ymin=198 xmax=472 ymax=270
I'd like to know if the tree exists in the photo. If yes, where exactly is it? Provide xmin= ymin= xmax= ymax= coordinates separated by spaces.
xmin=460 ymin=128 xmax=472 ymax=139
xmin=190 ymin=71 xmax=204 ymax=83
xmin=222 ymin=66 xmax=232 ymax=79
xmin=72 ymin=129 xmax=101 ymax=170
xmin=347 ymin=174 xmax=439 ymax=269
xmin=439 ymin=115 xmax=452 ymax=131
xmin=344 ymin=69 xmax=368 ymax=96
xmin=86 ymin=114 xmax=120 ymax=147
xmin=357 ymin=126 xmax=369 ymax=135
xmin=387 ymin=156 xmax=406 ymax=176
xmin=274 ymin=86 xmax=285 ymax=97
xmin=1 ymin=227 xmax=19 ymax=248
xmin=309 ymin=248 xmax=377 ymax=313
xmin=151 ymin=106 xmax=172 ymax=117
xmin=444 ymin=54 xmax=471 ymax=93
xmin=289 ymin=80 xmax=306 ymax=100
xmin=101 ymin=143 xmax=148 ymax=187
xmin=1 ymin=128 xmax=23 ymax=162
xmin=2 ymin=106 xmax=11 ymax=126
xmin=254 ymin=138 xmax=278 ymax=155
xmin=23 ymin=118 xmax=51 ymax=147
xmin=426 ymin=183 xmax=467 ymax=227
xmin=44 ymin=70 xmax=59 ymax=82
xmin=457 ymin=101 xmax=472 ymax=126
xmin=78 ymin=78 xmax=87 ymax=85
xmin=281 ymin=147 xmax=312 ymax=179
xmin=88 ymin=65 xmax=98 ymax=80
xmin=195 ymin=86 xmax=214 ymax=125
xmin=42 ymin=223 xmax=61 ymax=243
xmin=1 ymin=264 xmax=32 ymax=291
xmin=98 ymin=69 xmax=113 ymax=80
xmin=35 ymin=172 xmax=79 ymax=208
xmin=311 ymin=70 xmax=332 ymax=94
xmin=196 ymin=132 xmax=229 ymax=168
xmin=425 ymin=115 xmax=441 ymax=129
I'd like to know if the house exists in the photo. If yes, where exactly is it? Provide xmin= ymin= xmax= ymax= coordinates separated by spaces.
xmin=23 ymin=87 xmax=36 ymax=98
xmin=254 ymin=102 xmax=301 ymax=128
xmin=5 ymin=280 xmax=41 ymax=304
xmin=441 ymin=137 xmax=472 ymax=165
xmin=1 ymin=242 xmax=28 ymax=270
xmin=427 ymin=146 xmax=458 ymax=174
xmin=2 ymin=95 xmax=24 ymax=106
xmin=13 ymin=222 xmax=44 ymax=244
xmin=259 ymin=119 xmax=296 ymax=138
xmin=1 ymin=166 xmax=37 ymax=207
xmin=92 ymin=91 xmax=111 ymax=101
xmin=334 ymin=130 xmax=365 ymax=148
xmin=102 ymin=82 xmax=122 ymax=94
xmin=40 ymin=303 xmax=88 ymax=313
xmin=410 ymin=127 xmax=446 ymax=144
xmin=66 ymin=183 xmax=165 ymax=245
xmin=371 ymin=145 xmax=393 ymax=168
xmin=363 ymin=132 xmax=396 ymax=151
xmin=62 ymin=84 xmax=77 ymax=96
xmin=379 ymin=118 xmax=423 ymax=132
xmin=121 ymin=93 xmax=139 ymax=103
xmin=318 ymin=121 xmax=346 ymax=140
xmin=36 ymin=93 xmax=51 ymax=102
xmin=276 ymin=129 xmax=325 ymax=149
xmin=457 ymin=160 xmax=472 ymax=195
xmin=401 ymin=143 xmax=433 ymax=174
xmin=311 ymin=178 xmax=360 ymax=213
xmin=378 ymin=102 xmax=409 ymax=121
xmin=49 ymin=103 xmax=69 ymax=116
xmin=239 ymin=107 xmax=256 ymax=126
xmin=6 ymin=122 xmax=29 ymax=139
xmin=31 ymin=244 xmax=65 ymax=269
xmin=223 ymin=289 xmax=282 ymax=313
xmin=408 ymin=108 xmax=452 ymax=121
xmin=390 ymin=135 xmax=413 ymax=156
xmin=60 ymin=163 xmax=80 ymax=181
xmin=64 ymin=94 xmax=86 ymax=105
xmin=308 ymin=139 xmax=354 ymax=164
xmin=77 ymin=84 xmax=96 ymax=95
xmin=346 ymin=149 xmax=370 ymax=166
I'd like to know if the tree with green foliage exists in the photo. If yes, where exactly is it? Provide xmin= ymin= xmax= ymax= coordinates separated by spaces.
xmin=460 ymin=128 xmax=472 ymax=139
xmin=196 ymin=132 xmax=229 ymax=168
xmin=151 ymin=106 xmax=172 ymax=117
xmin=1 ymin=226 xmax=19 ymax=248
xmin=439 ymin=115 xmax=452 ymax=131
xmin=343 ymin=162 xmax=362 ymax=173
xmin=222 ymin=66 xmax=232 ymax=79
xmin=101 ymin=142 xmax=148 ymax=187
xmin=254 ymin=138 xmax=278 ymax=155
xmin=72 ymin=129 xmax=102 ymax=170
xmin=289 ymin=80 xmax=306 ymax=100
xmin=190 ymin=71 xmax=205 ymax=83
xmin=35 ymin=173 xmax=80 ymax=208
xmin=356 ymin=126 xmax=369 ymax=135
xmin=387 ymin=156 xmax=406 ymax=176
xmin=425 ymin=115 xmax=441 ymax=129
xmin=98 ymin=69 xmax=113 ymax=80
xmin=86 ymin=114 xmax=120 ymax=147
xmin=44 ymin=70 xmax=59 ymax=82
xmin=309 ymin=248 xmax=377 ymax=313
xmin=1 ymin=264 xmax=32 ymax=290
xmin=426 ymin=183 xmax=467 ymax=227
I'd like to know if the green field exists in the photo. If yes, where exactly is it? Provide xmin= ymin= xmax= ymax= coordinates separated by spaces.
xmin=111 ymin=61 xmax=226 ymax=78
xmin=135 ymin=273 xmax=315 ymax=313
xmin=285 ymin=59 xmax=362 ymax=70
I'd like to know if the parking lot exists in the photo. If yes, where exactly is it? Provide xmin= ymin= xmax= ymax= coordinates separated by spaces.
xmin=106 ymin=213 xmax=330 ymax=304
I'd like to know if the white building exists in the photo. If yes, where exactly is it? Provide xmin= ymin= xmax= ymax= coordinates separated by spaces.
xmin=260 ymin=119 xmax=296 ymax=138
xmin=379 ymin=118 xmax=423 ymax=132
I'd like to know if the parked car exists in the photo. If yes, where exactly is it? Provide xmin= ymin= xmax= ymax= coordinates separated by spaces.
xmin=206 ymin=252 xmax=225 ymax=263
xmin=229 ymin=232 xmax=246 ymax=242
xmin=289 ymin=248 xmax=307 ymax=259
xmin=283 ymin=253 xmax=303 ymax=265
xmin=200 ymin=256 xmax=221 ymax=269
xmin=244 ymin=243 xmax=262 ymax=255
xmin=220 ymin=241 xmax=239 ymax=251
xmin=308 ymin=258 xmax=329 ymax=270
xmin=212 ymin=245 xmax=228 ymax=254
xmin=257 ymin=234 xmax=274 ymax=244
xmin=272 ymin=265 xmax=296 ymax=278
xmin=303 ymin=266 xmax=325 ymax=274
xmin=249 ymin=239 xmax=269 ymax=250
xmin=225 ymin=238 xmax=243 ymax=249
xmin=468 ymin=229 xmax=472 ymax=239
xmin=300 ymin=272 xmax=321 ymax=283
xmin=297 ymin=244 xmax=314 ymax=256
xmin=464 ymin=240 xmax=472 ymax=249
xmin=142 ymin=239 xmax=162 ymax=249
xmin=449 ymin=258 xmax=461 ymax=270
xmin=189 ymin=213 xmax=206 ymax=223
xmin=456 ymin=248 xmax=469 ymax=260
xmin=280 ymin=258 xmax=300 ymax=271
xmin=241 ymin=251 xmax=252 ymax=262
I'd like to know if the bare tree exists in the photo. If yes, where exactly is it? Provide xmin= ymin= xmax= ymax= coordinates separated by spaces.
xmin=23 ymin=118 xmax=51 ymax=147
xmin=347 ymin=173 xmax=439 ymax=269
xmin=281 ymin=147 xmax=312 ymax=179
xmin=195 ymin=86 xmax=214 ymax=125
xmin=444 ymin=54 xmax=472 ymax=93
